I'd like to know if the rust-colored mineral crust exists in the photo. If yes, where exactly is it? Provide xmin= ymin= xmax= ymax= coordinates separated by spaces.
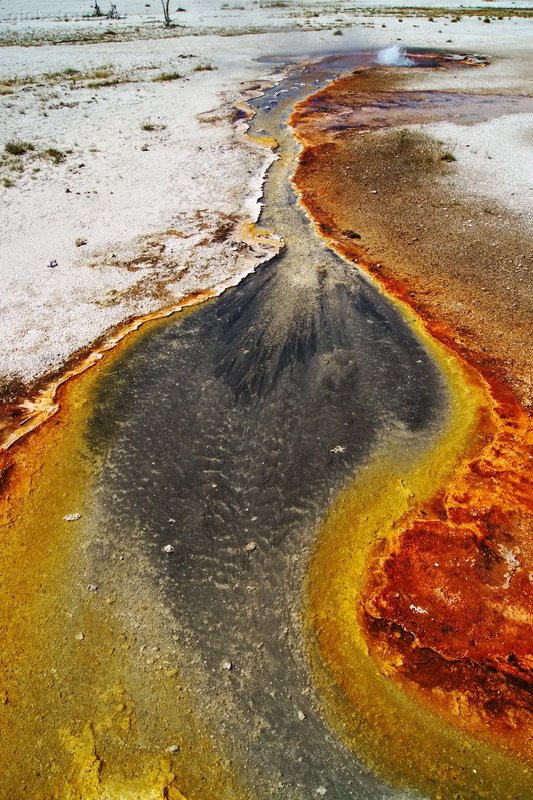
xmin=292 ymin=65 xmax=533 ymax=754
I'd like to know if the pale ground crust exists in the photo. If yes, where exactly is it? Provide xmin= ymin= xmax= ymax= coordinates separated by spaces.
xmin=0 ymin=0 xmax=531 ymax=400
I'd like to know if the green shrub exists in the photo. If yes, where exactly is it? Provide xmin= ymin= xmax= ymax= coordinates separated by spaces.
xmin=42 ymin=147 xmax=66 ymax=164
xmin=5 ymin=140 xmax=35 ymax=156
xmin=152 ymin=71 xmax=182 ymax=82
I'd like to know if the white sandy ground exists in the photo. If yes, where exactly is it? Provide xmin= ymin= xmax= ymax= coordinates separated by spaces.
xmin=0 ymin=0 xmax=532 ymax=390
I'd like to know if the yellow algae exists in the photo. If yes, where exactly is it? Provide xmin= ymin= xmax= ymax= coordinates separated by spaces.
xmin=306 ymin=303 xmax=532 ymax=798
xmin=0 ymin=313 xmax=247 ymax=800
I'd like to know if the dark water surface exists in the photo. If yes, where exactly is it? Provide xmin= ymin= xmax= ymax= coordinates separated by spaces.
xmin=84 ymin=55 xmax=448 ymax=798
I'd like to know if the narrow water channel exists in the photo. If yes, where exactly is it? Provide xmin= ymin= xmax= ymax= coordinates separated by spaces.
xmin=81 ymin=57 xmax=448 ymax=799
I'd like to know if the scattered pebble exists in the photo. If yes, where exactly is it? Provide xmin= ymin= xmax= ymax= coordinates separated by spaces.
xmin=167 ymin=744 xmax=180 ymax=753
xmin=63 ymin=512 xmax=81 ymax=521
xmin=297 ymin=710 xmax=306 ymax=721
xmin=222 ymin=661 xmax=233 ymax=670
xmin=87 ymin=583 xmax=98 ymax=592
xmin=75 ymin=632 xmax=84 ymax=641
xmin=162 ymin=544 xmax=175 ymax=553
xmin=244 ymin=541 xmax=257 ymax=552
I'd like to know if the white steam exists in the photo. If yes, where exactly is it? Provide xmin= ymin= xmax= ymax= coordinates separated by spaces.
xmin=376 ymin=44 xmax=415 ymax=67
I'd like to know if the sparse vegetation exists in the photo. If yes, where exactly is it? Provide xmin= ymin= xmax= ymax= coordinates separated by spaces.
xmin=86 ymin=67 xmax=114 ymax=80
xmin=2 ymin=178 xmax=14 ymax=188
xmin=193 ymin=63 xmax=216 ymax=72
xmin=86 ymin=78 xmax=122 ymax=89
xmin=42 ymin=147 xmax=66 ymax=164
xmin=441 ymin=151 xmax=457 ymax=162
xmin=5 ymin=140 xmax=35 ymax=156
xmin=1 ymin=67 xmax=117 ymax=90
xmin=141 ymin=120 xmax=167 ymax=131
xmin=152 ymin=71 xmax=182 ymax=82
xmin=333 ymin=29 xmax=343 ymax=35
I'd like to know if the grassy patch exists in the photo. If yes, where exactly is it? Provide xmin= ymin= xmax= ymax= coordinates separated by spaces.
xmin=44 ymin=67 xmax=81 ymax=81
xmin=193 ymin=63 xmax=216 ymax=72
xmin=152 ymin=71 xmax=182 ymax=82
xmin=141 ymin=121 xmax=167 ymax=131
xmin=5 ymin=140 xmax=35 ymax=156
xmin=86 ymin=78 xmax=122 ymax=89
xmin=85 ymin=67 xmax=114 ymax=80
xmin=371 ymin=5 xmax=532 ymax=18
xmin=2 ymin=177 xmax=14 ymax=188
xmin=41 ymin=147 xmax=66 ymax=164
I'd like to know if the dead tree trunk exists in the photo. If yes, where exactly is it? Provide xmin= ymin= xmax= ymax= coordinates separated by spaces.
xmin=160 ymin=0 xmax=171 ymax=26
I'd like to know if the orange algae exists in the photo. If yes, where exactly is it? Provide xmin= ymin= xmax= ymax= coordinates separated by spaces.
xmin=293 ymin=65 xmax=533 ymax=789
xmin=306 ymin=304 xmax=532 ymax=798
xmin=0 ymin=299 xmax=247 ymax=800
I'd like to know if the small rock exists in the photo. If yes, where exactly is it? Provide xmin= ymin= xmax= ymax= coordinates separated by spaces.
xmin=75 ymin=237 xmax=87 ymax=247
xmin=48 ymin=259 xmax=58 ymax=268
xmin=87 ymin=583 xmax=99 ymax=592
xmin=63 ymin=512 xmax=81 ymax=521
xmin=244 ymin=541 xmax=257 ymax=552
xmin=140 ymin=144 xmax=149 ymax=152
xmin=167 ymin=744 xmax=180 ymax=753
xmin=316 ymin=788 xmax=327 ymax=797
xmin=75 ymin=632 xmax=85 ymax=641
xmin=297 ymin=710 xmax=306 ymax=721
xmin=162 ymin=544 xmax=175 ymax=553
xmin=222 ymin=661 xmax=233 ymax=670
xmin=330 ymin=445 xmax=346 ymax=454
